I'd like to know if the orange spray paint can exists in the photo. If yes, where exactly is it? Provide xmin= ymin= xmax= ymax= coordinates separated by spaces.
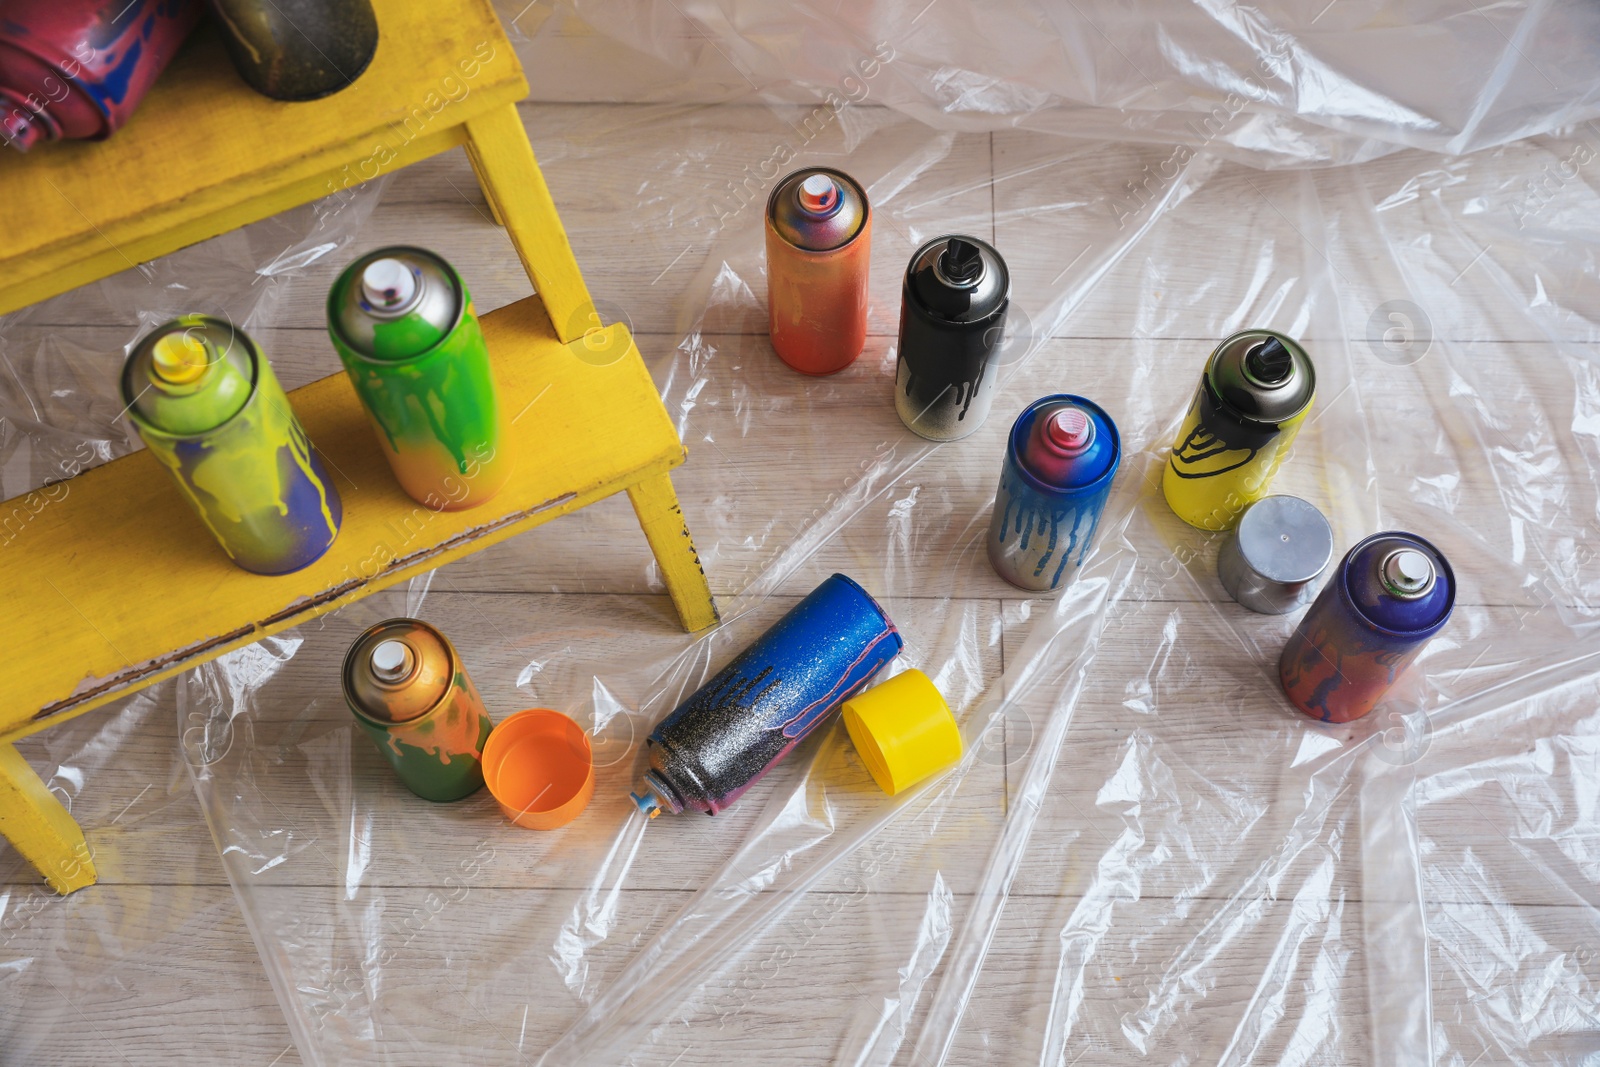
xmin=765 ymin=168 xmax=872 ymax=375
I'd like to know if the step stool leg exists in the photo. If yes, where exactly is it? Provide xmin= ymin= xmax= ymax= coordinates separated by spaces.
xmin=463 ymin=102 xmax=599 ymax=345
xmin=463 ymin=141 xmax=507 ymax=227
xmin=626 ymin=472 xmax=719 ymax=632
xmin=0 ymin=743 xmax=96 ymax=895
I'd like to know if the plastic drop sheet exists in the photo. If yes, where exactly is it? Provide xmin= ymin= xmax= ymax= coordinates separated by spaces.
xmin=4 ymin=7 xmax=1600 ymax=1067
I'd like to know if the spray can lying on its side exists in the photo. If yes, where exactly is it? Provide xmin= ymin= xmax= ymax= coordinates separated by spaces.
xmin=0 ymin=0 xmax=203 ymax=151
xmin=630 ymin=574 xmax=902 ymax=817
xmin=988 ymin=395 xmax=1120 ymax=592
xmin=895 ymin=235 xmax=1010 ymax=442
xmin=1279 ymin=532 xmax=1455 ymax=724
xmin=342 ymin=618 xmax=494 ymax=801
xmin=765 ymin=168 xmax=872 ymax=375
xmin=122 ymin=317 xmax=342 ymax=575
xmin=328 ymin=247 xmax=511 ymax=511
xmin=1162 ymin=330 xmax=1315 ymax=531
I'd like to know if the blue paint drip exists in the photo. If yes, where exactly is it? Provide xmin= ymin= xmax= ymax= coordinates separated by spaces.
xmin=84 ymin=36 xmax=141 ymax=107
xmin=987 ymin=395 xmax=1120 ymax=592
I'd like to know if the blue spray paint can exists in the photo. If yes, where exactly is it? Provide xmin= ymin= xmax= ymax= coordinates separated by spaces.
xmin=630 ymin=574 xmax=902 ymax=817
xmin=1280 ymin=531 xmax=1455 ymax=724
xmin=987 ymin=395 xmax=1121 ymax=591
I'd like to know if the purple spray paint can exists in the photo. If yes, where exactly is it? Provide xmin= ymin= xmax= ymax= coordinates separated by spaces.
xmin=1279 ymin=531 xmax=1456 ymax=724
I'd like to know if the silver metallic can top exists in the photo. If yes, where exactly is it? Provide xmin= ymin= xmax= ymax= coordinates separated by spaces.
xmin=906 ymin=235 xmax=1009 ymax=324
xmin=767 ymin=168 xmax=868 ymax=251
xmin=1217 ymin=495 xmax=1334 ymax=614
xmin=1206 ymin=330 xmax=1315 ymax=426
xmin=329 ymin=246 xmax=462 ymax=360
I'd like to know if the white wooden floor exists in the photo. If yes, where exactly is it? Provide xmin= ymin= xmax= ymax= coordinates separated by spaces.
xmin=3 ymin=92 xmax=1599 ymax=1066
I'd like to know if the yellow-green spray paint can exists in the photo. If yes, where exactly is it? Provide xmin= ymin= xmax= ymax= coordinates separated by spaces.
xmin=122 ymin=317 xmax=342 ymax=574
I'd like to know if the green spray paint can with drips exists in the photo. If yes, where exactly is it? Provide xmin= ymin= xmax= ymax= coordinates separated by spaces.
xmin=327 ymin=247 xmax=511 ymax=510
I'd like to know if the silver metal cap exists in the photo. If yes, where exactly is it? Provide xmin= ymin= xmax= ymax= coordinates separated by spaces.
xmin=1217 ymin=495 xmax=1334 ymax=614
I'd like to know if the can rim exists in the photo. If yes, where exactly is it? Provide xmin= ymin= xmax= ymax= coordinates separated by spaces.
xmin=326 ymin=246 xmax=468 ymax=367
xmin=120 ymin=317 xmax=265 ymax=442
xmin=765 ymin=167 xmax=871 ymax=254
xmin=1336 ymin=530 xmax=1457 ymax=638
xmin=826 ymin=573 xmax=903 ymax=645
xmin=1202 ymin=329 xmax=1316 ymax=430
xmin=904 ymin=233 xmax=1010 ymax=322
xmin=340 ymin=618 xmax=460 ymax=726
xmin=0 ymin=36 xmax=113 ymax=126
xmin=1005 ymin=394 xmax=1121 ymax=497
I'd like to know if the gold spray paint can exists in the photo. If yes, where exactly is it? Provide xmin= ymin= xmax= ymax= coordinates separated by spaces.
xmin=342 ymin=619 xmax=493 ymax=801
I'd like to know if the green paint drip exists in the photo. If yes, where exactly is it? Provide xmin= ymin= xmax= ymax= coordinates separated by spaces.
xmin=329 ymin=253 xmax=504 ymax=501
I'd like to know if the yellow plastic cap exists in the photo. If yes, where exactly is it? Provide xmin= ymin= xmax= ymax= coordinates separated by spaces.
xmin=841 ymin=668 xmax=962 ymax=796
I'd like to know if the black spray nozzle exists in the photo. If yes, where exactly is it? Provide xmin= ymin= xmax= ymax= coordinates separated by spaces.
xmin=939 ymin=238 xmax=984 ymax=286
xmin=1245 ymin=336 xmax=1294 ymax=385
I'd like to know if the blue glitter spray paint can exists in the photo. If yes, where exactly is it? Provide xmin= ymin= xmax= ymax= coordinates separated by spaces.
xmin=1279 ymin=531 xmax=1456 ymax=724
xmin=987 ymin=395 xmax=1121 ymax=591
xmin=630 ymin=574 xmax=902 ymax=817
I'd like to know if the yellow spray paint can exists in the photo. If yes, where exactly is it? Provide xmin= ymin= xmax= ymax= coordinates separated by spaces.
xmin=1161 ymin=330 xmax=1315 ymax=531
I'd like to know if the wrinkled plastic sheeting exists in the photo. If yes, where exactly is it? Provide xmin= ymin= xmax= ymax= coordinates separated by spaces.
xmin=164 ymin=113 xmax=1600 ymax=1065
xmin=2 ymin=22 xmax=1600 ymax=1067
xmin=0 ymin=185 xmax=385 ymax=1063
xmin=537 ymin=0 xmax=1600 ymax=167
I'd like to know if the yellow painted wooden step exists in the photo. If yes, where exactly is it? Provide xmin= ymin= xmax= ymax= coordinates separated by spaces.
xmin=0 ymin=0 xmax=717 ymax=893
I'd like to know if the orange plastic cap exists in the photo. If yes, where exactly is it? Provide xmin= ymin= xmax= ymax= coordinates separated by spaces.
xmin=481 ymin=708 xmax=595 ymax=830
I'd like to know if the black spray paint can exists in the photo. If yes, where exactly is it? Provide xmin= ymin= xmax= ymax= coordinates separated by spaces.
xmin=895 ymin=235 xmax=1010 ymax=442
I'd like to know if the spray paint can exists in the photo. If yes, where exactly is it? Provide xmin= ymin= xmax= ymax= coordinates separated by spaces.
xmin=0 ymin=0 xmax=203 ymax=151
xmin=1279 ymin=532 xmax=1456 ymax=724
xmin=209 ymin=0 xmax=378 ymax=101
xmin=764 ymin=168 xmax=872 ymax=375
xmin=342 ymin=618 xmax=494 ymax=801
xmin=1162 ymin=330 xmax=1315 ymax=531
xmin=987 ymin=395 xmax=1120 ymax=591
xmin=895 ymin=235 xmax=1010 ymax=442
xmin=327 ymin=247 xmax=511 ymax=511
xmin=630 ymin=573 xmax=902 ymax=817
xmin=122 ymin=317 xmax=342 ymax=575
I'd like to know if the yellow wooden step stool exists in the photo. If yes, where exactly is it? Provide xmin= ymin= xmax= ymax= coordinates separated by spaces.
xmin=0 ymin=0 xmax=718 ymax=894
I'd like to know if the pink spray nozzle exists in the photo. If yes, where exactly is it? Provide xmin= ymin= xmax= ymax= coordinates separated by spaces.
xmin=1043 ymin=407 xmax=1093 ymax=456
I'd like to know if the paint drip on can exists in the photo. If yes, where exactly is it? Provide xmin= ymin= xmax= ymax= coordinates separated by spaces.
xmin=0 ymin=0 xmax=203 ymax=151
xmin=987 ymin=395 xmax=1120 ymax=591
xmin=1279 ymin=531 xmax=1456 ymax=724
xmin=122 ymin=316 xmax=342 ymax=575
xmin=630 ymin=573 xmax=902 ymax=817
xmin=327 ymin=247 xmax=511 ymax=511
xmin=342 ymin=618 xmax=495 ymax=801
xmin=764 ymin=168 xmax=872 ymax=375
xmin=1162 ymin=329 xmax=1315 ymax=531
xmin=895 ymin=235 xmax=1010 ymax=442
